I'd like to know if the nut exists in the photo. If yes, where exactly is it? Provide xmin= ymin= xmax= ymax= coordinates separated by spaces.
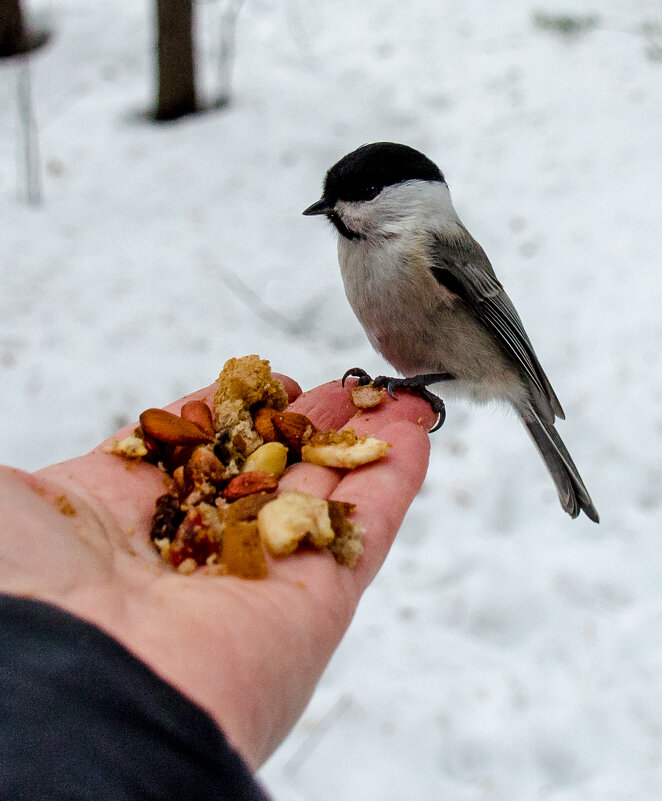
xmin=124 ymin=355 xmax=378 ymax=576
xmin=226 ymin=492 xmax=275 ymax=523
xmin=177 ymin=558 xmax=198 ymax=575
xmin=327 ymin=499 xmax=355 ymax=524
xmin=221 ymin=520 xmax=268 ymax=579
xmin=350 ymin=384 xmax=386 ymax=409
xmin=302 ymin=434 xmax=390 ymax=469
xmin=222 ymin=471 xmax=279 ymax=501
xmin=168 ymin=504 xmax=223 ymax=567
xmin=167 ymin=445 xmax=196 ymax=471
xmin=184 ymin=446 xmax=225 ymax=489
xmin=139 ymin=408 xmax=213 ymax=446
xmin=134 ymin=427 xmax=162 ymax=463
xmin=241 ymin=442 xmax=288 ymax=478
xmin=180 ymin=400 xmax=215 ymax=438
xmin=253 ymin=406 xmax=280 ymax=442
xmin=272 ymin=412 xmax=316 ymax=452
xmin=257 ymin=491 xmax=334 ymax=555
xmin=172 ymin=465 xmax=187 ymax=496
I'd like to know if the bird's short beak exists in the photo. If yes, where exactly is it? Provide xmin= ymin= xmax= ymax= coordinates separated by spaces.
xmin=302 ymin=197 xmax=333 ymax=216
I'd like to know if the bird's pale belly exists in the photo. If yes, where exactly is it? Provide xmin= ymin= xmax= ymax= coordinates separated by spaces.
xmin=339 ymin=239 xmax=523 ymax=404
xmin=351 ymin=287 xmax=523 ymax=405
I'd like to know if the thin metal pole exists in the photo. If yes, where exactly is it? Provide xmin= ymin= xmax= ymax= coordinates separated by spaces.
xmin=16 ymin=58 xmax=42 ymax=205
xmin=217 ymin=0 xmax=243 ymax=103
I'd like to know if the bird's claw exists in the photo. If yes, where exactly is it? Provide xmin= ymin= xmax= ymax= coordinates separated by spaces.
xmin=380 ymin=377 xmax=446 ymax=432
xmin=341 ymin=367 xmax=373 ymax=387
xmin=421 ymin=389 xmax=446 ymax=432
xmin=340 ymin=369 xmax=448 ymax=433
xmin=370 ymin=375 xmax=398 ymax=400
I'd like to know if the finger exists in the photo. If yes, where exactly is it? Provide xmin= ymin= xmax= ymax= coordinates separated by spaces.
xmin=344 ymin=390 xmax=438 ymax=435
xmin=273 ymin=373 xmax=303 ymax=404
xmin=35 ymin=448 xmax=171 ymax=559
xmin=39 ymin=373 xmax=302 ymax=545
xmin=288 ymin=379 xmax=357 ymax=430
xmin=277 ymin=461 xmax=342 ymax=499
xmin=290 ymin=378 xmax=438 ymax=435
xmin=279 ymin=380 xmax=436 ymax=502
xmin=331 ymin=419 xmax=431 ymax=588
xmin=265 ymin=417 xmax=431 ymax=627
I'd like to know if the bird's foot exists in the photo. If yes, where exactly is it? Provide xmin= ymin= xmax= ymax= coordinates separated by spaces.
xmin=341 ymin=369 xmax=452 ymax=433
xmin=372 ymin=374 xmax=449 ymax=433
xmin=341 ymin=367 xmax=374 ymax=387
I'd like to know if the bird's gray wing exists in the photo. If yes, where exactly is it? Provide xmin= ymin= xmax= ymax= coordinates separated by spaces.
xmin=430 ymin=231 xmax=564 ymax=423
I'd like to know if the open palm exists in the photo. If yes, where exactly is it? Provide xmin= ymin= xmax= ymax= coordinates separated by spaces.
xmin=0 ymin=374 xmax=435 ymax=768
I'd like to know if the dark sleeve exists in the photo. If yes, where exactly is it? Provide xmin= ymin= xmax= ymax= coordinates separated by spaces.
xmin=0 ymin=594 xmax=271 ymax=801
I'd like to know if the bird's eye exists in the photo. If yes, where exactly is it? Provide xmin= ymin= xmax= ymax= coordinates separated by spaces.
xmin=365 ymin=185 xmax=380 ymax=201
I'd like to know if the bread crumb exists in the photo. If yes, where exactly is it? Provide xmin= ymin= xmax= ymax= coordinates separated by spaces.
xmin=213 ymin=355 xmax=289 ymax=473
xmin=102 ymin=435 xmax=148 ymax=459
xmin=56 ymin=495 xmax=77 ymax=516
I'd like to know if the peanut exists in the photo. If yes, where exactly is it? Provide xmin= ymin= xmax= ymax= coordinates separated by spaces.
xmin=257 ymin=491 xmax=334 ymax=555
xmin=241 ymin=441 xmax=288 ymax=478
xmin=302 ymin=435 xmax=390 ymax=469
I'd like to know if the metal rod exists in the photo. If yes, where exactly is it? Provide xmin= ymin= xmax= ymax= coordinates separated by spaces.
xmin=16 ymin=58 xmax=42 ymax=205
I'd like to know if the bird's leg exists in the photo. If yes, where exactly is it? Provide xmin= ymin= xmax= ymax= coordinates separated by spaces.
xmin=341 ymin=369 xmax=454 ymax=433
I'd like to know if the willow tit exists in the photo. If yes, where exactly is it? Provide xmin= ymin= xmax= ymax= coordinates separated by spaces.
xmin=303 ymin=142 xmax=598 ymax=522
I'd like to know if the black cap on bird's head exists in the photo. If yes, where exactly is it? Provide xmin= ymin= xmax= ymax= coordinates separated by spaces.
xmin=303 ymin=142 xmax=445 ymax=217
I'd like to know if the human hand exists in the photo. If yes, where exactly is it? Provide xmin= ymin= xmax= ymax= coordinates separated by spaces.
xmin=0 ymin=374 xmax=435 ymax=768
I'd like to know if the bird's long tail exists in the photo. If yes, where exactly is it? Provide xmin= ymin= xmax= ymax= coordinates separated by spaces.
xmin=521 ymin=410 xmax=599 ymax=523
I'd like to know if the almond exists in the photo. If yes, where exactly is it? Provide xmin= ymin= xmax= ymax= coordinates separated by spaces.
xmin=222 ymin=470 xmax=279 ymax=501
xmin=140 ymin=408 xmax=213 ymax=445
xmin=172 ymin=465 xmax=187 ymax=497
xmin=184 ymin=446 xmax=225 ymax=489
xmin=253 ymin=406 xmax=280 ymax=442
xmin=272 ymin=412 xmax=316 ymax=452
xmin=226 ymin=491 xmax=275 ymax=523
xmin=133 ymin=426 xmax=162 ymax=463
xmin=168 ymin=445 xmax=195 ymax=471
xmin=180 ymin=400 xmax=215 ymax=438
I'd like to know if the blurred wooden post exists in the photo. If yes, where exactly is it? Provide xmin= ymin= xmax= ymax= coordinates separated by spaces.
xmin=0 ymin=0 xmax=27 ymax=57
xmin=154 ymin=0 xmax=198 ymax=120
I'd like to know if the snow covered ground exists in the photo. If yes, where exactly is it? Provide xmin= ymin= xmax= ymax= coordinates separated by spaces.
xmin=1 ymin=0 xmax=661 ymax=797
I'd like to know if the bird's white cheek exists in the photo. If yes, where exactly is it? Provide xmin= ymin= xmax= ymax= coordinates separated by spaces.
xmin=334 ymin=201 xmax=372 ymax=237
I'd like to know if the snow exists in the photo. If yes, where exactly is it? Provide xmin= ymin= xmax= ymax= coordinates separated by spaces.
xmin=1 ymin=0 xmax=661 ymax=797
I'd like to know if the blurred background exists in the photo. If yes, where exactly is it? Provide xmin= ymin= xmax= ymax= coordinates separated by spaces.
xmin=1 ymin=0 xmax=661 ymax=798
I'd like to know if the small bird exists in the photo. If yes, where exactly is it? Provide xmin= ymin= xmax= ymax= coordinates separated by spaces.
xmin=303 ymin=142 xmax=598 ymax=522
